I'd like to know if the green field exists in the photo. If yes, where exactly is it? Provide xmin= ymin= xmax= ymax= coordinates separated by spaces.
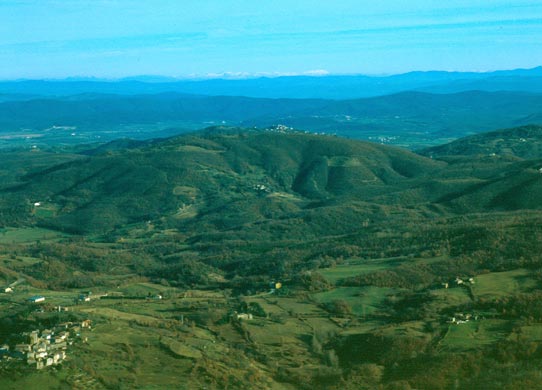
xmin=471 ymin=269 xmax=537 ymax=298
xmin=318 ymin=256 xmax=448 ymax=284
xmin=318 ymin=257 xmax=405 ymax=284
xmin=313 ymin=286 xmax=400 ymax=316
xmin=427 ymin=287 xmax=472 ymax=313
xmin=515 ymin=325 xmax=542 ymax=341
xmin=0 ymin=227 xmax=68 ymax=244
xmin=439 ymin=319 xmax=510 ymax=351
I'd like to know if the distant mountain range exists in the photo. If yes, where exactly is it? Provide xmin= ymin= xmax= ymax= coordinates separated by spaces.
xmin=1 ymin=67 xmax=541 ymax=99
xmin=1 ymin=90 xmax=541 ymax=149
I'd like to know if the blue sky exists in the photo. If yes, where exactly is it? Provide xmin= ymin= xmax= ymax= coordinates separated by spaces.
xmin=1 ymin=0 xmax=541 ymax=79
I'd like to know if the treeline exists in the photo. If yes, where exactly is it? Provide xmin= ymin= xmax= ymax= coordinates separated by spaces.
xmin=327 ymin=327 xmax=542 ymax=390
xmin=475 ymin=292 xmax=542 ymax=321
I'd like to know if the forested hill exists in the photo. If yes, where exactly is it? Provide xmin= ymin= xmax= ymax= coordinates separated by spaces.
xmin=3 ymin=126 xmax=542 ymax=239
xmin=0 ymin=128 xmax=442 ymax=234
xmin=419 ymin=124 xmax=542 ymax=159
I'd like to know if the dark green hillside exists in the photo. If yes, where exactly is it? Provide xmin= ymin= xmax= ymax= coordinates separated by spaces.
xmin=407 ymin=125 xmax=542 ymax=213
xmin=5 ymin=126 xmax=542 ymax=246
xmin=419 ymin=125 xmax=542 ymax=159
xmin=0 ymin=129 xmax=443 ymax=234
xmin=434 ymin=159 xmax=542 ymax=212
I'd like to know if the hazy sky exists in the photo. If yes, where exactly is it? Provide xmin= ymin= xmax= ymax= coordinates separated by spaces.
xmin=1 ymin=0 xmax=541 ymax=79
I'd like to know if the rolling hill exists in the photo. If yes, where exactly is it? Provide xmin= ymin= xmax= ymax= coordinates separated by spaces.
xmin=3 ymin=125 xmax=542 ymax=240
xmin=419 ymin=124 xmax=542 ymax=159
xmin=0 ymin=129 xmax=443 ymax=234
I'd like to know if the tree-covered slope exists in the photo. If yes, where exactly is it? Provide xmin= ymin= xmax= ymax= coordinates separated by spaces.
xmin=419 ymin=125 xmax=542 ymax=159
xmin=0 ymin=129 xmax=443 ymax=234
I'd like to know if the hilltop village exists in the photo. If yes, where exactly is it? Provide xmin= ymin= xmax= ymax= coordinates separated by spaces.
xmin=1 ymin=320 xmax=91 ymax=370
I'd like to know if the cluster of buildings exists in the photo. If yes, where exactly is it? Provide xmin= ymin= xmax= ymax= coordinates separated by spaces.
xmin=252 ymin=183 xmax=271 ymax=193
xmin=448 ymin=313 xmax=479 ymax=325
xmin=0 ymin=320 xmax=91 ymax=370
xmin=441 ymin=276 xmax=475 ymax=289
xmin=235 ymin=313 xmax=254 ymax=321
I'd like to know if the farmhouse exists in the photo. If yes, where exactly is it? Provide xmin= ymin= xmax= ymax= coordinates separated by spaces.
xmin=28 ymin=295 xmax=45 ymax=303
xmin=79 ymin=294 xmax=91 ymax=302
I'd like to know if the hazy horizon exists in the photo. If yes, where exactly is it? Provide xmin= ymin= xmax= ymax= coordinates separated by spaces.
xmin=2 ymin=0 xmax=542 ymax=80
xmin=1 ymin=65 xmax=541 ymax=83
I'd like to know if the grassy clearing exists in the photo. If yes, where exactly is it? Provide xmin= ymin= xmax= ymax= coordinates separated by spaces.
xmin=246 ymin=297 xmax=286 ymax=316
xmin=0 ymin=371 xmax=64 ymax=390
xmin=71 ymin=293 xmax=294 ymax=389
xmin=246 ymin=318 xmax=310 ymax=347
xmin=318 ymin=256 xmax=448 ymax=284
xmin=75 ymin=319 xmax=194 ymax=389
xmin=379 ymin=320 xmax=429 ymax=338
xmin=472 ymin=269 xmax=537 ymax=298
xmin=33 ymin=204 xmax=58 ymax=219
xmin=313 ymin=286 xmax=399 ymax=316
xmin=268 ymin=297 xmax=329 ymax=316
xmin=341 ymin=320 xmax=387 ymax=336
xmin=515 ymin=325 xmax=542 ymax=341
xmin=1 ymin=255 xmax=41 ymax=269
xmin=427 ymin=287 xmax=472 ymax=313
xmin=440 ymin=319 xmax=510 ymax=351
xmin=5 ymin=284 xmax=78 ymax=306
xmin=77 ymin=306 xmax=167 ymax=326
xmin=116 ymin=282 xmax=168 ymax=297
xmin=318 ymin=257 xmax=406 ymax=284
xmin=0 ymin=227 xmax=68 ymax=244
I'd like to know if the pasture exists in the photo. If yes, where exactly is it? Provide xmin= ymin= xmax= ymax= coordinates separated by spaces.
xmin=471 ymin=269 xmax=536 ymax=298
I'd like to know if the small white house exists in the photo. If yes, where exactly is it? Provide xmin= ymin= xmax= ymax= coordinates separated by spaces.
xmin=28 ymin=296 xmax=45 ymax=303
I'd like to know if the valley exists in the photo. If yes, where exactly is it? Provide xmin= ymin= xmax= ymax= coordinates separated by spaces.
xmin=2 ymin=90 xmax=542 ymax=150
xmin=3 ymin=0 xmax=542 ymax=387
xmin=2 ymin=126 xmax=542 ymax=388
